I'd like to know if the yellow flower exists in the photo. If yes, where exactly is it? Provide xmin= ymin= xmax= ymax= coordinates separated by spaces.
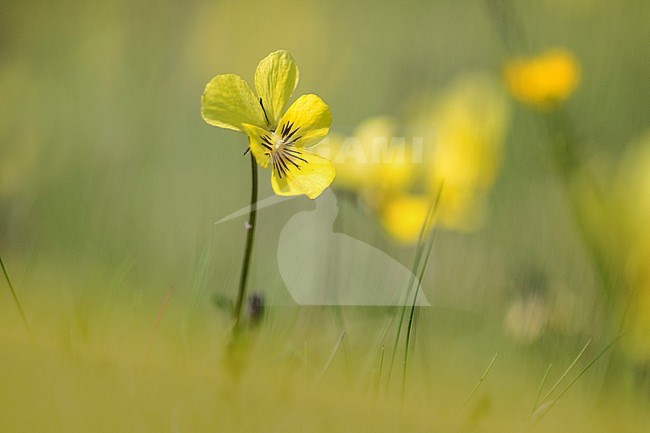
xmin=504 ymin=49 xmax=580 ymax=109
xmin=201 ymin=50 xmax=335 ymax=199
xmin=325 ymin=74 xmax=509 ymax=244
xmin=424 ymin=73 xmax=510 ymax=231
xmin=321 ymin=117 xmax=412 ymax=193
xmin=380 ymin=194 xmax=431 ymax=244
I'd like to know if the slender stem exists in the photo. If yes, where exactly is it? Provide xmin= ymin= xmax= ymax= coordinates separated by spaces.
xmin=530 ymin=338 xmax=617 ymax=427
xmin=233 ymin=153 xmax=258 ymax=330
xmin=402 ymin=226 xmax=438 ymax=400
xmin=532 ymin=363 xmax=553 ymax=415
xmin=385 ymin=200 xmax=432 ymax=391
xmin=1 ymin=256 xmax=32 ymax=335
xmin=539 ymin=339 xmax=591 ymax=406
xmin=454 ymin=351 xmax=500 ymax=417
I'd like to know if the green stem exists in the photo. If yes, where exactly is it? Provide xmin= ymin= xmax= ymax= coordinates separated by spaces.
xmin=233 ymin=153 xmax=258 ymax=330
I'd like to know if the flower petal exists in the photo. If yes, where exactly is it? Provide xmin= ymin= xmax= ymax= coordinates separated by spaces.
xmin=201 ymin=74 xmax=266 ymax=132
xmin=240 ymin=123 xmax=271 ymax=168
xmin=254 ymin=50 xmax=299 ymax=129
xmin=276 ymin=94 xmax=331 ymax=148
xmin=271 ymin=149 xmax=336 ymax=199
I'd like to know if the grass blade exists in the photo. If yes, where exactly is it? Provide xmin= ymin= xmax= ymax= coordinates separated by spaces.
xmin=538 ymin=339 xmax=591 ymax=407
xmin=146 ymin=285 xmax=176 ymax=352
xmin=531 ymin=338 xmax=618 ymax=426
xmin=401 ymin=225 xmax=438 ymax=400
xmin=455 ymin=351 xmax=500 ymax=416
xmin=318 ymin=331 xmax=346 ymax=380
xmin=531 ymin=363 xmax=553 ymax=415
xmin=387 ymin=185 xmax=442 ymax=393
xmin=1 ymin=256 xmax=31 ymax=334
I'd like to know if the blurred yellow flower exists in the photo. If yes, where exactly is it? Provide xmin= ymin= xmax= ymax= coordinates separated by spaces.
xmin=616 ymin=132 xmax=650 ymax=270
xmin=326 ymin=73 xmax=509 ymax=244
xmin=380 ymin=194 xmax=431 ymax=244
xmin=576 ymin=131 xmax=650 ymax=360
xmin=505 ymin=49 xmax=580 ymax=109
xmin=614 ymin=131 xmax=650 ymax=360
xmin=425 ymin=73 xmax=510 ymax=231
xmin=323 ymin=116 xmax=416 ymax=196
xmin=201 ymin=50 xmax=335 ymax=199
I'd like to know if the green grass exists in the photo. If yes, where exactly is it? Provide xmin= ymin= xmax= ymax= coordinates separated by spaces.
xmin=1 ymin=274 xmax=647 ymax=432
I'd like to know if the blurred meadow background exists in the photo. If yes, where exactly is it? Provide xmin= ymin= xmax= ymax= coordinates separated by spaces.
xmin=2 ymin=0 xmax=650 ymax=431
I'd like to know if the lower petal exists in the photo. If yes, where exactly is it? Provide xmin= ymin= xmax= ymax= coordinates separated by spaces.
xmin=271 ymin=149 xmax=336 ymax=199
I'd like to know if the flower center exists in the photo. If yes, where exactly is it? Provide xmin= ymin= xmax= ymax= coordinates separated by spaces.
xmin=258 ymin=122 xmax=307 ymax=179
xmin=270 ymin=132 xmax=284 ymax=150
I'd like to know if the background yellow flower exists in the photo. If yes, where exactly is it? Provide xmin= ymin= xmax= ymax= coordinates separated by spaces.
xmin=425 ymin=73 xmax=510 ymax=231
xmin=324 ymin=73 xmax=510 ymax=244
xmin=614 ymin=131 xmax=650 ymax=360
xmin=505 ymin=49 xmax=580 ymax=109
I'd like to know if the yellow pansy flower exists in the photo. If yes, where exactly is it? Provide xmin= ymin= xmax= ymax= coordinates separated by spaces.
xmin=504 ymin=48 xmax=580 ymax=109
xmin=201 ymin=50 xmax=335 ymax=199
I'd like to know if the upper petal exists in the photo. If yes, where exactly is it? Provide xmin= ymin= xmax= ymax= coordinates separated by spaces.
xmin=201 ymin=74 xmax=266 ymax=132
xmin=271 ymin=148 xmax=336 ymax=199
xmin=276 ymin=94 xmax=332 ymax=149
xmin=254 ymin=50 xmax=299 ymax=129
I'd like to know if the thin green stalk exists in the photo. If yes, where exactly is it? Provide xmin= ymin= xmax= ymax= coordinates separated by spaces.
xmin=233 ymin=153 xmax=259 ymax=330
xmin=546 ymin=339 xmax=617 ymax=407
xmin=538 ymin=339 xmax=591 ymax=406
xmin=402 ymin=226 xmax=438 ymax=400
xmin=386 ymin=185 xmax=442 ymax=394
xmin=530 ymin=338 xmax=618 ymax=427
xmin=454 ymin=351 xmax=500 ymax=416
xmin=328 ymin=200 xmax=351 ymax=368
xmin=371 ymin=345 xmax=386 ymax=408
xmin=1 ymin=256 xmax=31 ymax=334
xmin=318 ymin=331 xmax=346 ymax=380
xmin=385 ymin=209 xmax=432 ymax=391
xmin=376 ymin=344 xmax=385 ymax=392
xmin=531 ymin=363 xmax=553 ymax=415
xmin=146 ymin=285 xmax=175 ymax=352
